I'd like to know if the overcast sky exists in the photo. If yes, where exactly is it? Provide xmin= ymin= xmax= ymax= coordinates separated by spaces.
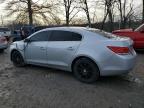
xmin=0 ymin=0 xmax=143 ymax=25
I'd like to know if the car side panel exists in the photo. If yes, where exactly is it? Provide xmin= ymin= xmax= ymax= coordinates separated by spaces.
xmin=25 ymin=41 xmax=48 ymax=64
xmin=134 ymin=32 xmax=144 ymax=48
xmin=70 ymin=33 xmax=136 ymax=76
xmin=47 ymin=41 xmax=81 ymax=69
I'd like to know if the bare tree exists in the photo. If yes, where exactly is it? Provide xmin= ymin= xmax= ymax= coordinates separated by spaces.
xmin=92 ymin=1 xmax=100 ymax=24
xmin=117 ymin=0 xmax=134 ymax=28
xmin=101 ymin=0 xmax=116 ymax=31
xmin=101 ymin=5 xmax=108 ymax=30
xmin=63 ymin=0 xmax=80 ymax=26
xmin=79 ymin=0 xmax=91 ymax=27
xmin=27 ymin=0 xmax=33 ymax=25
xmin=3 ymin=0 xmax=59 ymax=25
xmin=6 ymin=0 xmax=33 ymax=25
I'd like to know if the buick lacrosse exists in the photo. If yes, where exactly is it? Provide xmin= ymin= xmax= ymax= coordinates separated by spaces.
xmin=10 ymin=27 xmax=136 ymax=83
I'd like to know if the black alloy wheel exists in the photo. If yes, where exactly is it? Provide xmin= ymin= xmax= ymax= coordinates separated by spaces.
xmin=11 ymin=51 xmax=25 ymax=67
xmin=73 ymin=58 xmax=100 ymax=83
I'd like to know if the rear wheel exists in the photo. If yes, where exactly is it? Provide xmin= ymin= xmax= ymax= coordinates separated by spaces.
xmin=73 ymin=58 xmax=100 ymax=83
xmin=11 ymin=51 xmax=25 ymax=67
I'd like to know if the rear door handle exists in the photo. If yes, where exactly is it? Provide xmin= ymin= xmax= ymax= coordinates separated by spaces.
xmin=40 ymin=47 xmax=46 ymax=50
xmin=67 ymin=47 xmax=74 ymax=51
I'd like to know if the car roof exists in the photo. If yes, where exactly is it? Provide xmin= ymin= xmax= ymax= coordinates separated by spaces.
xmin=34 ymin=26 xmax=107 ymax=38
xmin=42 ymin=26 xmax=89 ymax=33
xmin=29 ymin=26 xmax=109 ymax=40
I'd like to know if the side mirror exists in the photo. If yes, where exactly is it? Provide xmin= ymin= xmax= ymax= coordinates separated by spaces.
xmin=24 ymin=38 xmax=31 ymax=43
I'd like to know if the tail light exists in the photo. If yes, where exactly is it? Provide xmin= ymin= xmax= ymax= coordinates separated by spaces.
xmin=107 ymin=46 xmax=130 ymax=55
xmin=0 ymin=37 xmax=7 ymax=43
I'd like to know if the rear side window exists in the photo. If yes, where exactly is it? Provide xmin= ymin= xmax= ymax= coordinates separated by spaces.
xmin=49 ymin=30 xmax=82 ymax=41
xmin=71 ymin=32 xmax=82 ymax=41
xmin=30 ymin=31 xmax=51 ymax=41
xmin=87 ymin=29 xmax=117 ymax=39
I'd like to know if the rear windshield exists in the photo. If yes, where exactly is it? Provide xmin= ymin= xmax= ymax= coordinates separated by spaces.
xmin=0 ymin=27 xmax=10 ymax=32
xmin=87 ymin=28 xmax=118 ymax=39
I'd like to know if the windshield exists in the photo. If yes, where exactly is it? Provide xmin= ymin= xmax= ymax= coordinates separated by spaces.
xmin=87 ymin=28 xmax=118 ymax=39
xmin=135 ymin=24 xmax=144 ymax=32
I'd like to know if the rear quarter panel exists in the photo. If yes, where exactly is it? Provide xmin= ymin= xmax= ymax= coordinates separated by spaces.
xmin=71 ymin=31 xmax=136 ymax=75
xmin=70 ymin=32 xmax=113 ymax=73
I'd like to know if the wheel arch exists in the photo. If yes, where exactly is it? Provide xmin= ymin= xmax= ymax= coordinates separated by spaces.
xmin=71 ymin=55 xmax=101 ymax=74
xmin=10 ymin=49 xmax=23 ymax=61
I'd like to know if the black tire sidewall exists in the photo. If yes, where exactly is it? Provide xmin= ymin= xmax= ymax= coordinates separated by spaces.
xmin=73 ymin=58 xmax=99 ymax=83
xmin=11 ymin=51 xmax=25 ymax=67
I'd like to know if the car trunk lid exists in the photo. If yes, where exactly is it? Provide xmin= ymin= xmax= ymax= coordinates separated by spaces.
xmin=108 ymin=37 xmax=135 ymax=55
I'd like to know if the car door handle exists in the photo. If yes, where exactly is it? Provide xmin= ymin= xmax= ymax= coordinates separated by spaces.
xmin=40 ymin=47 xmax=46 ymax=50
xmin=67 ymin=47 xmax=74 ymax=51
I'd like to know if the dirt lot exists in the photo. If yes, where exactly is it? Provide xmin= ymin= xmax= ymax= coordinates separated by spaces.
xmin=0 ymin=49 xmax=144 ymax=108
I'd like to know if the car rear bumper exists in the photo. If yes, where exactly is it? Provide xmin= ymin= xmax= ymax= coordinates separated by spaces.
xmin=99 ymin=53 xmax=137 ymax=76
xmin=0 ymin=44 xmax=8 ymax=50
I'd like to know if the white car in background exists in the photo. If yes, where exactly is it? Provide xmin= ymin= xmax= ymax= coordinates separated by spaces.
xmin=0 ymin=27 xmax=11 ymax=41
xmin=0 ymin=35 xmax=8 ymax=52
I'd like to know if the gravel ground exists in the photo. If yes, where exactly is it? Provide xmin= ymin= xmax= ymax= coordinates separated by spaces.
xmin=0 ymin=49 xmax=144 ymax=108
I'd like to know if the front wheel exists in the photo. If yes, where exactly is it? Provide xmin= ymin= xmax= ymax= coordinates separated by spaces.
xmin=11 ymin=51 xmax=25 ymax=67
xmin=73 ymin=58 xmax=100 ymax=83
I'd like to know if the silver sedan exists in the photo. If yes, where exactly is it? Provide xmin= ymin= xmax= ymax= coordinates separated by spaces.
xmin=10 ymin=27 xmax=136 ymax=83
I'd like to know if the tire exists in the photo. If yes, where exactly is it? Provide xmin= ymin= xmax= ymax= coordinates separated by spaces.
xmin=73 ymin=58 xmax=100 ymax=83
xmin=0 ymin=49 xmax=4 ymax=53
xmin=11 ymin=51 xmax=25 ymax=67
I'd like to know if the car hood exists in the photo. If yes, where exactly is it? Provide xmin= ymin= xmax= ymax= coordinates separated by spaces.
xmin=13 ymin=40 xmax=24 ymax=44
